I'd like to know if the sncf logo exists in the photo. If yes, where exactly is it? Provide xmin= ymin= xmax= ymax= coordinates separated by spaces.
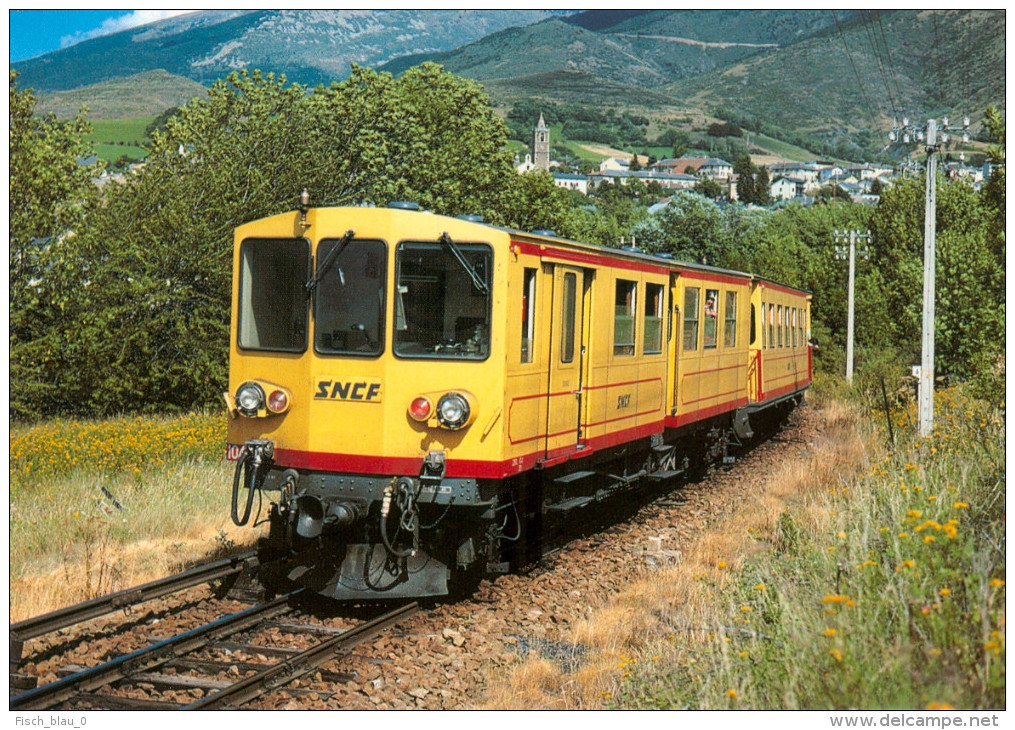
xmin=315 ymin=379 xmax=382 ymax=402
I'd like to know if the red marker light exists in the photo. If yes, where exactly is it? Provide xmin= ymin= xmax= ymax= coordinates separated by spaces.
xmin=267 ymin=389 xmax=289 ymax=413
xmin=409 ymin=397 xmax=432 ymax=421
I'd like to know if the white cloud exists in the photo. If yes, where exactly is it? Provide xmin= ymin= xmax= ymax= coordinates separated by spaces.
xmin=59 ymin=10 xmax=200 ymax=48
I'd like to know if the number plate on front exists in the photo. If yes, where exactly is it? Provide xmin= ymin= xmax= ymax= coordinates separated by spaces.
xmin=225 ymin=443 xmax=244 ymax=461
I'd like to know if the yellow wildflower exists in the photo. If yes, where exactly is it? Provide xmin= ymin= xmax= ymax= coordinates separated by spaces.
xmin=726 ymin=689 xmax=737 ymax=699
xmin=989 ymin=579 xmax=1005 ymax=588
xmin=953 ymin=502 xmax=969 ymax=509
xmin=828 ymin=648 xmax=843 ymax=662
xmin=754 ymin=583 xmax=766 ymax=591
xmin=926 ymin=702 xmax=955 ymax=710
xmin=823 ymin=594 xmax=851 ymax=604
xmin=939 ymin=588 xmax=952 ymax=597
xmin=822 ymin=628 xmax=837 ymax=637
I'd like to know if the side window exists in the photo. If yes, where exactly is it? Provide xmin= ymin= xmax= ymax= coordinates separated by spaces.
xmin=751 ymin=302 xmax=757 ymax=347
xmin=768 ymin=303 xmax=775 ymax=349
xmin=561 ymin=272 xmax=577 ymax=363
xmin=521 ymin=268 xmax=536 ymax=363
xmin=614 ymin=279 xmax=637 ymax=356
xmin=800 ymin=307 xmax=806 ymax=346
xmin=760 ymin=301 xmax=766 ymax=349
xmin=724 ymin=291 xmax=737 ymax=348
xmin=683 ymin=287 xmax=700 ymax=351
xmin=644 ymin=283 xmax=664 ymax=355
xmin=777 ymin=305 xmax=784 ymax=347
xmin=703 ymin=288 xmax=719 ymax=349
xmin=791 ymin=308 xmax=798 ymax=347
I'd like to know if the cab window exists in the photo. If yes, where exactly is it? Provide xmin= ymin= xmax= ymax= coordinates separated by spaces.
xmin=394 ymin=240 xmax=491 ymax=359
xmin=238 ymin=237 xmax=310 ymax=352
xmin=315 ymin=238 xmax=386 ymax=356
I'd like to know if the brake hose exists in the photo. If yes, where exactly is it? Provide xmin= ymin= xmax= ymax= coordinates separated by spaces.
xmin=230 ymin=448 xmax=258 ymax=526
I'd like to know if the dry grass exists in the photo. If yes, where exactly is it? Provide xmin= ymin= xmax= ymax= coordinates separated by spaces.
xmin=9 ymin=413 xmax=265 ymax=622
xmin=9 ymin=527 xmax=260 ymax=622
xmin=478 ymin=398 xmax=872 ymax=709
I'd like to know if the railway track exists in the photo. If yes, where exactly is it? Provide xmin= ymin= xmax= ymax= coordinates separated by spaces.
xmin=9 ymin=555 xmax=419 ymax=710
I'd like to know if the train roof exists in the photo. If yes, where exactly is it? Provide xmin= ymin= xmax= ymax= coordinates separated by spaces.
xmin=495 ymin=219 xmax=812 ymax=297
xmin=263 ymin=203 xmax=811 ymax=297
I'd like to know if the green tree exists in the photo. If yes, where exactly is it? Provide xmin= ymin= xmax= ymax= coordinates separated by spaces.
xmin=17 ymin=65 xmax=533 ymax=416
xmin=631 ymin=192 xmax=725 ymax=264
xmin=754 ymin=166 xmax=771 ymax=206
xmin=694 ymin=177 xmax=721 ymax=199
xmin=869 ymin=175 xmax=1003 ymax=382
xmin=734 ymin=155 xmax=756 ymax=204
xmin=9 ymin=71 xmax=102 ymax=417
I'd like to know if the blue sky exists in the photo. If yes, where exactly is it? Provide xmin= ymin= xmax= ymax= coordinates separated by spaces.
xmin=9 ymin=10 xmax=198 ymax=63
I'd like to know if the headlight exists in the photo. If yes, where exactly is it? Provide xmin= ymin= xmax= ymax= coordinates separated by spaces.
xmin=436 ymin=392 xmax=470 ymax=430
xmin=235 ymin=382 xmax=266 ymax=417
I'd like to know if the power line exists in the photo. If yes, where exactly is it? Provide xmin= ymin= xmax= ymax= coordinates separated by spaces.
xmin=874 ymin=12 xmax=906 ymax=111
xmin=859 ymin=10 xmax=899 ymax=119
xmin=831 ymin=10 xmax=879 ymax=132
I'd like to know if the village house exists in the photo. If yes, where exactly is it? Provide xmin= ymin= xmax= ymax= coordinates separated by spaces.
xmin=588 ymin=169 xmax=698 ymax=191
xmin=552 ymin=172 xmax=589 ymax=195
xmin=697 ymin=158 xmax=734 ymax=181
xmin=651 ymin=156 xmax=710 ymax=175
xmin=769 ymin=176 xmax=804 ymax=201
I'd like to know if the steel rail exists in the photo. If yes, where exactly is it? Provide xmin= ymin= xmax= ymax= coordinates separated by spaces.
xmin=10 ymin=590 xmax=300 ymax=711
xmin=183 ymin=602 xmax=419 ymax=710
xmin=11 ymin=551 xmax=258 ymax=645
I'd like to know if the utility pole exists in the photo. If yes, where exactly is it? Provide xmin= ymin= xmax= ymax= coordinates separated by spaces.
xmin=833 ymin=229 xmax=871 ymax=384
xmin=889 ymin=115 xmax=970 ymax=437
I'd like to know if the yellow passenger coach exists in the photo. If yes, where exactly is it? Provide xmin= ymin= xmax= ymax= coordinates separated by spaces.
xmin=225 ymin=200 xmax=811 ymax=601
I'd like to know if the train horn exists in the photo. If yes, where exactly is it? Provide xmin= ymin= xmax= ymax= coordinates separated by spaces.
xmin=293 ymin=494 xmax=325 ymax=539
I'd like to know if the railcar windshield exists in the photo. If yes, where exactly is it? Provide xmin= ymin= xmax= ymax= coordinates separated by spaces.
xmin=237 ymin=238 xmax=310 ymax=352
xmin=394 ymin=241 xmax=491 ymax=359
xmin=314 ymin=238 xmax=386 ymax=356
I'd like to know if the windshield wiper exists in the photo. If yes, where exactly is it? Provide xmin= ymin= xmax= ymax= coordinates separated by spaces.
xmin=305 ymin=229 xmax=355 ymax=296
xmin=439 ymin=231 xmax=488 ymax=294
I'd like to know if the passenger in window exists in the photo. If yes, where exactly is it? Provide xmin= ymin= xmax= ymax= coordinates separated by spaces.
xmin=704 ymin=296 xmax=717 ymax=318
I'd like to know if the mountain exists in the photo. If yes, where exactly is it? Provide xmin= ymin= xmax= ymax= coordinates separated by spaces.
xmin=13 ymin=9 xmax=1004 ymax=154
xmin=11 ymin=10 xmax=574 ymax=93
xmin=381 ymin=12 xmax=850 ymax=90
xmin=663 ymin=10 xmax=1005 ymax=139
xmin=382 ymin=9 xmax=1004 ymax=151
xmin=33 ymin=70 xmax=208 ymax=119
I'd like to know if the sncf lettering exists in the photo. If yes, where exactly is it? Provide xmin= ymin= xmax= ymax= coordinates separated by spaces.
xmin=315 ymin=380 xmax=382 ymax=402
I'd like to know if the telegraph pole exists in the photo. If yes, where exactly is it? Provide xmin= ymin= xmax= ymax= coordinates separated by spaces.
xmin=834 ymin=229 xmax=871 ymax=384
xmin=889 ymin=115 xmax=969 ymax=437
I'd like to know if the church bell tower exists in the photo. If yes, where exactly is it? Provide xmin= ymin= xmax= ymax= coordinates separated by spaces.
xmin=533 ymin=113 xmax=550 ymax=171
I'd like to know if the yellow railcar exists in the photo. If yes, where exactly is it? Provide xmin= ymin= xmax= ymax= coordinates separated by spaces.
xmin=225 ymin=201 xmax=811 ymax=600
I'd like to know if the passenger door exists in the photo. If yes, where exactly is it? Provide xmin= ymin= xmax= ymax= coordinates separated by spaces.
xmin=545 ymin=265 xmax=586 ymax=459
